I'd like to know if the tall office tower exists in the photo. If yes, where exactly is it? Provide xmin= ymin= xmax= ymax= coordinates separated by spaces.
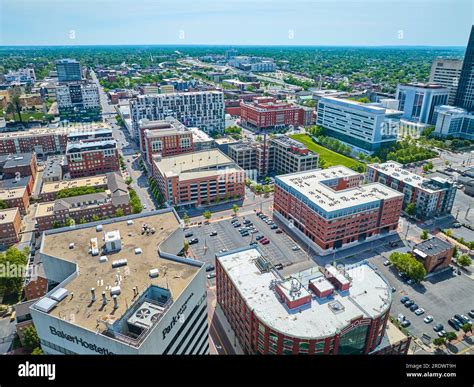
xmin=429 ymin=58 xmax=463 ymax=105
xmin=455 ymin=26 xmax=474 ymax=111
xmin=56 ymin=59 xmax=82 ymax=82
xmin=396 ymin=83 xmax=449 ymax=124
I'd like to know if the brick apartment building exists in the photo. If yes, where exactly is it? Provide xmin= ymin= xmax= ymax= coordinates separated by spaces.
xmin=0 ymin=207 xmax=21 ymax=247
xmin=35 ymin=173 xmax=131 ymax=231
xmin=152 ymin=149 xmax=245 ymax=207
xmin=0 ymin=152 xmax=38 ymax=182
xmin=0 ymin=186 xmax=30 ymax=214
xmin=216 ymin=247 xmax=410 ymax=355
xmin=39 ymin=174 xmax=109 ymax=202
xmin=366 ymin=161 xmax=457 ymax=220
xmin=66 ymin=138 xmax=120 ymax=178
xmin=240 ymin=97 xmax=313 ymax=131
xmin=273 ymin=167 xmax=403 ymax=254
xmin=0 ymin=124 xmax=111 ymax=157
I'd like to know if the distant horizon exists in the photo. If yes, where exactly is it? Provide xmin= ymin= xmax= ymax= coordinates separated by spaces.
xmin=1 ymin=0 xmax=471 ymax=47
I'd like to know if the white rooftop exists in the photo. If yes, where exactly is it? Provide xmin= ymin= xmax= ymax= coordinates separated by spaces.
xmin=218 ymin=248 xmax=392 ymax=339
xmin=276 ymin=166 xmax=403 ymax=213
xmin=369 ymin=161 xmax=450 ymax=193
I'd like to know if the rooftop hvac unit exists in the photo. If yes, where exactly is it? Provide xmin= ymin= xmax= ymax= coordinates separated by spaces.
xmin=127 ymin=301 xmax=166 ymax=330
xmin=135 ymin=248 xmax=142 ymax=255
xmin=149 ymin=268 xmax=159 ymax=278
xmin=127 ymin=220 xmax=134 ymax=226
xmin=110 ymin=286 xmax=121 ymax=296
xmin=50 ymin=287 xmax=69 ymax=302
xmin=112 ymin=259 xmax=128 ymax=268
xmin=35 ymin=297 xmax=58 ymax=313
xmin=99 ymin=255 xmax=108 ymax=263
xmin=96 ymin=224 xmax=103 ymax=232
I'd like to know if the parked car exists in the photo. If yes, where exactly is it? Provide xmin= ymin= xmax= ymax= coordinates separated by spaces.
xmin=448 ymin=319 xmax=461 ymax=331
xmin=207 ymin=272 xmax=216 ymax=279
xmin=275 ymin=229 xmax=283 ymax=234
xmin=292 ymin=245 xmax=300 ymax=251
xmin=205 ymin=264 xmax=215 ymax=272
xmin=218 ymin=249 xmax=228 ymax=254
xmin=468 ymin=310 xmax=474 ymax=319
xmin=210 ymin=231 xmax=218 ymax=236
xmin=188 ymin=238 xmax=199 ymax=245
xmin=454 ymin=314 xmax=468 ymax=324
xmin=404 ymin=300 xmax=414 ymax=308
xmin=233 ymin=223 xmax=241 ymax=228
xmin=249 ymin=241 xmax=258 ymax=246
xmin=423 ymin=315 xmax=433 ymax=324
xmin=256 ymin=235 xmax=264 ymax=240
xmin=397 ymin=313 xmax=405 ymax=323
xmin=407 ymin=279 xmax=414 ymax=285
xmin=241 ymin=231 xmax=249 ymax=237
xmin=243 ymin=220 xmax=252 ymax=225
xmin=274 ymin=263 xmax=284 ymax=270
xmin=433 ymin=323 xmax=444 ymax=332
xmin=401 ymin=320 xmax=411 ymax=328
xmin=414 ymin=308 xmax=425 ymax=316
xmin=250 ymin=229 xmax=259 ymax=234
xmin=409 ymin=304 xmax=419 ymax=312
xmin=460 ymin=314 xmax=472 ymax=324
xmin=438 ymin=330 xmax=447 ymax=337
xmin=453 ymin=222 xmax=462 ymax=228
xmin=383 ymin=260 xmax=391 ymax=266
xmin=400 ymin=296 xmax=410 ymax=303
xmin=261 ymin=239 xmax=270 ymax=245
xmin=185 ymin=232 xmax=193 ymax=238
xmin=270 ymin=225 xmax=278 ymax=230
xmin=391 ymin=287 xmax=396 ymax=293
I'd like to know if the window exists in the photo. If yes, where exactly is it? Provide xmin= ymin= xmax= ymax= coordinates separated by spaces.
xmin=152 ymin=141 xmax=163 ymax=152
xmin=337 ymin=324 xmax=369 ymax=355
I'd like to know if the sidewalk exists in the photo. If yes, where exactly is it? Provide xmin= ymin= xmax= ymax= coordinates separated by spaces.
xmin=213 ymin=304 xmax=244 ymax=355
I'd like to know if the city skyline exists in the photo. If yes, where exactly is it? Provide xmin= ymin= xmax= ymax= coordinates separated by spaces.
xmin=0 ymin=0 xmax=472 ymax=47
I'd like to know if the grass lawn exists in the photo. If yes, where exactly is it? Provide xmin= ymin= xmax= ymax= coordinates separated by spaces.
xmin=290 ymin=134 xmax=365 ymax=171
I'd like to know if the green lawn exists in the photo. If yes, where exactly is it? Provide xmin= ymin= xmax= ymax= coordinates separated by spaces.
xmin=290 ymin=134 xmax=365 ymax=171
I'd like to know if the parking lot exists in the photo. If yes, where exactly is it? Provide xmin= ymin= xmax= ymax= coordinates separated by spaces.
xmin=370 ymin=253 xmax=474 ymax=342
xmin=187 ymin=212 xmax=309 ymax=273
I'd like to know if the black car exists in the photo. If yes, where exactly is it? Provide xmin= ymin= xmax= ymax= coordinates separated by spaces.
xmin=185 ymin=232 xmax=193 ymax=238
xmin=188 ymin=238 xmax=199 ymax=245
xmin=270 ymin=225 xmax=278 ymax=230
xmin=256 ymin=235 xmax=264 ymax=240
xmin=233 ymin=223 xmax=241 ymax=228
xmin=210 ymin=231 xmax=218 ymax=236
xmin=274 ymin=263 xmax=284 ymax=270
xmin=205 ymin=264 xmax=215 ymax=272
xmin=409 ymin=304 xmax=419 ymax=312
xmin=448 ymin=319 xmax=461 ymax=331
xmin=243 ymin=220 xmax=252 ymax=225
xmin=433 ymin=324 xmax=444 ymax=332
xmin=249 ymin=241 xmax=258 ymax=246
xmin=404 ymin=300 xmax=414 ymax=308
xmin=454 ymin=314 xmax=468 ymax=324
xmin=468 ymin=310 xmax=474 ymax=319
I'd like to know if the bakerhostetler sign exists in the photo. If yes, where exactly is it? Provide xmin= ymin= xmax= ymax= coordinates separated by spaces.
xmin=49 ymin=326 xmax=115 ymax=354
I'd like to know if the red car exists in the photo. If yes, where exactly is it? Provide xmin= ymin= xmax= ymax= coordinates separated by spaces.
xmin=260 ymin=238 xmax=270 ymax=245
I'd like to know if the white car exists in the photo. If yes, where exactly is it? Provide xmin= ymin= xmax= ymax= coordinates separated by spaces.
xmin=414 ymin=308 xmax=425 ymax=316
xmin=143 ymin=204 xmax=147 ymax=209
xmin=423 ymin=315 xmax=433 ymax=323
xmin=383 ymin=260 xmax=390 ymax=266
xmin=397 ymin=313 xmax=405 ymax=323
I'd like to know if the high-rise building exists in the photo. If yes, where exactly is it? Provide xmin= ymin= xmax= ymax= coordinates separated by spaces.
xmin=396 ymin=83 xmax=449 ymax=124
xmin=56 ymin=82 xmax=101 ymax=122
xmin=273 ymin=167 xmax=403 ymax=254
xmin=130 ymin=91 xmax=225 ymax=139
xmin=316 ymin=97 xmax=402 ymax=153
xmin=455 ymin=26 xmax=474 ymax=111
xmin=433 ymin=105 xmax=474 ymax=140
xmin=30 ymin=210 xmax=209 ymax=355
xmin=429 ymin=58 xmax=463 ymax=105
xmin=56 ymin=59 xmax=82 ymax=82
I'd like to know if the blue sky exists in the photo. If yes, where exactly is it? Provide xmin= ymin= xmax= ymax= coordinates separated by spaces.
xmin=0 ymin=0 xmax=472 ymax=46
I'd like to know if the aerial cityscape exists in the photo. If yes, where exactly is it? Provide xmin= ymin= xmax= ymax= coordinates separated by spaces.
xmin=0 ymin=0 xmax=472 ymax=384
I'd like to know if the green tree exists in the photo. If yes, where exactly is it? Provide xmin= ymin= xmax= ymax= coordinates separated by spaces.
xmin=245 ymin=178 xmax=252 ymax=187
xmin=78 ymin=217 xmax=86 ymax=224
xmin=65 ymin=218 xmax=74 ymax=227
xmin=182 ymin=212 xmax=190 ymax=226
xmin=420 ymin=230 xmax=429 ymax=240
xmin=203 ymin=210 xmax=212 ymax=221
xmin=115 ymin=208 xmax=125 ymax=218
xmin=445 ymin=332 xmax=457 ymax=342
xmin=232 ymin=204 xmax=239 ymax=216
xmin=263 ymin=185 xmax=271 ymax=196
xmin=0 ymin=199 xmax=7 ymax=209
xmin=405 ymin=203 xmax=416 ymax=216
xmin=264 ymin=176 xmax=271 ymax=185
xmin=461 ymin=323 xmax=472 ymax=335
xmin=183 ymin=240 xmax=189 ymax=254
xmin=389 ymin=252 xmax=426 ymax=282
xmin=91 ymin=214 xmax=100 ymax=222
xmin=457 ymin=254 xmax=472 ymax=268
xmin=433 ymin=337 xmax=446 ymax=348
xmin=10 ymin=95 xmax=23 ymax=122
xmin=445 ymin=229 xmax=453 ymax=238
xmin=255 ymin=184 xmax=263 ymax=194
xmin=0 ymin=247 xmax=28 ymax=298
xmin=23 ymin=325 xmax=40 ymax=350
xmin=31 ymin=347 xmax=44 ymax=355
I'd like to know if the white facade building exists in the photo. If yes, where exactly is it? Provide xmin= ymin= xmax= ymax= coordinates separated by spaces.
xmin=30 ymin=210 xmax=209 ymax=355
xmin=130 ymin=90 xmax=225 ymax=139
xmin=316 ymin=97 xmax=402 ymax=153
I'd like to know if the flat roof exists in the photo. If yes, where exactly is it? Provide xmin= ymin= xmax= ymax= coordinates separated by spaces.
xmin=368 ymin=161 xmax=451 ymax=193
xmin=0 ymin=186 xmax=27 ymax=201
xmin=41 ymin=175 xmax=108 ymax=195
xmin=0 ymin=207 xmax=19 ymax=224
xmin=217 ymin=247 xmax=391 ymax=339
xmin=276 ymin=166 xmax=403 ymax=213
xmin=154 ymin=149 xmax=242 ymax=181
xmin=413 ymin=237 xmax=453 ymax=256
xmin=0 ymin=123 xmax=110 ymax=140
xmin=36 ymin=211 xmax=200 ymax=332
